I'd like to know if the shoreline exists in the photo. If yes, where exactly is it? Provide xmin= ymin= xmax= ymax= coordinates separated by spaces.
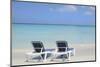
xmin=12 ymin=44 xmax=95 ymax=65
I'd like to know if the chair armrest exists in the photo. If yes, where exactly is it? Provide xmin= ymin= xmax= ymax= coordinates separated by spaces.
xmin=55 ymin=49 xmax=57 ymax=53
xmin=67 ymin=48 xmax=74 ymax=51
xmin=40 ymin=47 xmax=43 ymax=53
xmin=67 ymin=48 xmax=75 ymax=56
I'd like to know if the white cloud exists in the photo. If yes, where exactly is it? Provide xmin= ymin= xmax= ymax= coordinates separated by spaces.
xmin=85 ymin=11 xmax=93 ymax=15
xmin=58 ymin=5 xmax=77 ymax=12
xmin=89 ymin=7 xmax=95 ymax=11
xmin=49 ymin=5 xmax=78 ymax=13
xmin=49 ymin=5 xmax=95 ymax=15
xmin=84 ymin=6 xmax=95 ymax=15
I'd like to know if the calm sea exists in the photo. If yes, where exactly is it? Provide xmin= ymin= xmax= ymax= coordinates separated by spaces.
xmin=12 ymin=24 xmax=95 ymax=49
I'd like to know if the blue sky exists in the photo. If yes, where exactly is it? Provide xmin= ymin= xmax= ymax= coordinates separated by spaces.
xmin=12 ymin=0 xmax=95 ymax=25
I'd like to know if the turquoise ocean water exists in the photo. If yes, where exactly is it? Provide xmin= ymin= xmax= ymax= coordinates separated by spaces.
xmin=12 ymin=24 xmax=95 ymax=49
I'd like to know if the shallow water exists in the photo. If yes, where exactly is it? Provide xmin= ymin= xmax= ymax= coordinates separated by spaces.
xmin=12 ymin=24 xmax=95 ymax=49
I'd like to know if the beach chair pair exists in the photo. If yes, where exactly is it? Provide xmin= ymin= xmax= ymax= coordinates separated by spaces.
xmin=25 ymin=41 xmax=75 ymax=62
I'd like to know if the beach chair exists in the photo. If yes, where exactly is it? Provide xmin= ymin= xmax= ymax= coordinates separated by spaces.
xmin=25 ymin=41 xmax=45 ymax=62
xmin=51 ymin=41 xmax=75 ymax=61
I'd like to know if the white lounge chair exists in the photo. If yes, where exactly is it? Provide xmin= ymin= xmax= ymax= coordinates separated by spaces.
xmin=25 ymin=41 xmax=45 ymax=62
xmin=51 ymin=41 xmax=75 ymax=61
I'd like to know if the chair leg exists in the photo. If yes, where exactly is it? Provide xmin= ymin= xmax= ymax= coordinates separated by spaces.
xmin=51 ymin=54 xmax=56 ymax=61
xmin=38 ymin=57 xmax=41 ymax=62
xmin=44 ymin=53 xmax=47 ymax=62
xmin=50 ymin=54 xmax=54 ymax=61
xmin=40 ymin=55 xmax=44 ymax=62
xmin=67 ymin=52 xmax=71 ymax=61
xmin=71 ymin=49 xmax=75 ymax=56
xmin=62 ymin=54 xmax=66 ymax=62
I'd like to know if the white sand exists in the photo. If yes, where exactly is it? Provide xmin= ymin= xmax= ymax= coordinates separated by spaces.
xmin=12 ymin=44 xmax=95 ymax=66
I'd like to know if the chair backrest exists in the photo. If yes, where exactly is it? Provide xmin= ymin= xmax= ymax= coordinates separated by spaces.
xmin=56 ymin=41 xmax=68 ymax=52
xmin=32 ymin=41 xmax=45 ymax=53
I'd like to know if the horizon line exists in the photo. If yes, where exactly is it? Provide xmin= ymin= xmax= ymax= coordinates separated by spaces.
xmin=12 ymin=23 xmax=95 ymax=26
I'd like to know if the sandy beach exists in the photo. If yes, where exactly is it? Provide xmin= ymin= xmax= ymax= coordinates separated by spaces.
xmin=11 ymin=1 xmax=96 ymax=66
xmin=12 ymin=44 xmax=95 ymax=66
